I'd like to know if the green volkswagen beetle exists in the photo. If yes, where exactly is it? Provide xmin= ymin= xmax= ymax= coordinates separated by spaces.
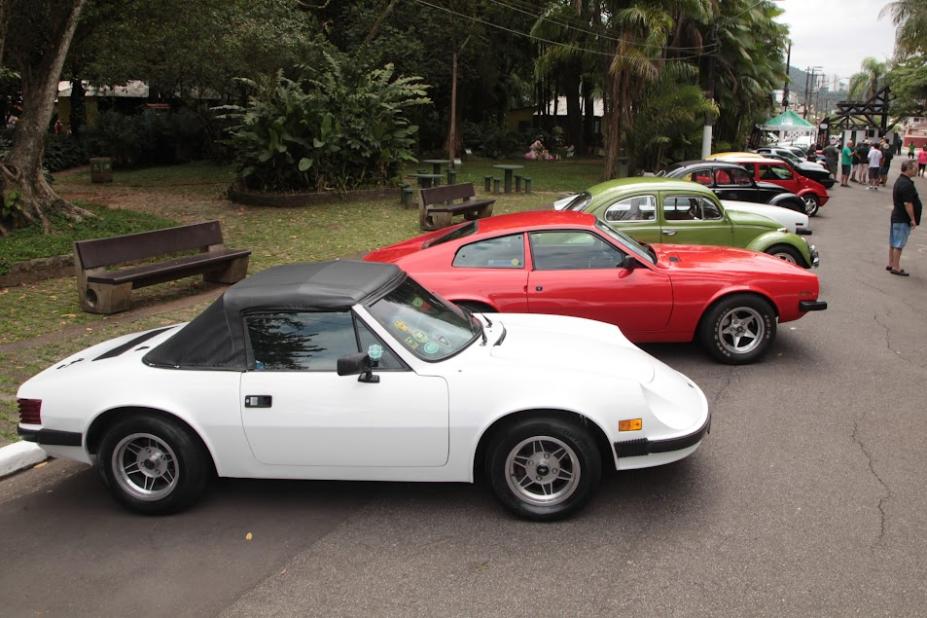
xmin=556 ymin=178 xmax=819 ymax=268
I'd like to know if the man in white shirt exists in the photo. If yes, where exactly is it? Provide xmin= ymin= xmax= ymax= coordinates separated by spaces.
xmin=867 ymin=143 xmax=883 ymax=190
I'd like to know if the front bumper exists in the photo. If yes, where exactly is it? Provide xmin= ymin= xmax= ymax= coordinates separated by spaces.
xmin=799 ymin=300 xmax=828 ymax=312
xmin=18 ymin=426 xmax=83 ymax=447
xmin=613 ymin=411 xmax=711 ymax=459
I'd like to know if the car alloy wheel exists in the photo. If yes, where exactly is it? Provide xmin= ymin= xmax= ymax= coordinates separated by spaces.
xmin=504 ymin=436 xmax=581 ymax=507
xmin=699 ymin=293 xmax=776 ymax=364
xmin=802 ymin=194 xmax=820 ymax=217
xmin=766 ymin=244 xmax=804 ymax=266
xmin=112 ymin=433 xmax=179 ymax=501
xmin=487 ymin=416 xmax=601 ymax=520
xmin=716 ymin=307 xmax=765 ymax=356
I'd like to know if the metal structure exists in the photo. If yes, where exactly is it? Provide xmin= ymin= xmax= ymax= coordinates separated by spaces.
xmin=817 ymin=86 xmax=892 ymax=147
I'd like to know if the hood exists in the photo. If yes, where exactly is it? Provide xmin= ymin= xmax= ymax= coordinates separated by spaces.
xmin=486 ymin=313 xmax=656 ymax=383
xmin=721 ymin=200 xmax=807 ymax=233
xmin=651 ymin=243 xmax=805 ymax=275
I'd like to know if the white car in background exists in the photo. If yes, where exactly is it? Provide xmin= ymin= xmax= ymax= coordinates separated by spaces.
xmin=17 ymin=261 xmax=710 ymax=521
xmin=553 ymin=193 xmax=810 ymax=234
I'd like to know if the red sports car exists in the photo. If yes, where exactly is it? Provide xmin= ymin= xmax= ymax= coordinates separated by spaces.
xmin=365 ymin=211 xmax=827 ymax=364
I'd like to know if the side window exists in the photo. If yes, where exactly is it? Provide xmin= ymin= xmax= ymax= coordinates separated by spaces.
xmin=246 ymin=312 xmax=357 ymax=371
xmin=762 ymin=164 xmax=793 ymax=180
xmin=246 ymin=312 xmax=404 ymax=371
xmin=700 ymin=197 xmax=723 ymax=220
xmin=691 ymin=169 xmax=712 ymax=185
xmin=713 ymin=169 xmax=732 ymax=185
xmin=730 ymin=168 xmax=753 ymax=185
xmin=664 ymin=196 xmax=702 ymax=221
xmin=759 ymin=164 xmax=778 ymax=180
xmin=453 ymin=234 xmax=524 ymax=268
xmin=603 ymin=195 xmax=656 ymax=222
xmin=529 ymin=231 xmax=624 ymax=270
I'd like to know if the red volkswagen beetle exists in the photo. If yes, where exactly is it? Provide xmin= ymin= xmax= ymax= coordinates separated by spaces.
xmin=365 ymin=211 xmax=827 ymax=364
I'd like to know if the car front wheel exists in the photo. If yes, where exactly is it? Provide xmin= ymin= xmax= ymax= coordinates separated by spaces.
xmin=699 ymin=294 xmax=777 ymax=364
xmin=486 ymin=415 xmax=601 ymax=521
xmin=766 ymin=244 xmax=805 ymax=267
xmin=98 ymin=414 xmax=211 ymax=514
xmin=802 ymin=194 xmax=820 ymax=217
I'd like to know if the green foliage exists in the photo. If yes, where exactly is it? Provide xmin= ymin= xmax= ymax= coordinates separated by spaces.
xmin=220 ymin=54 xmax=430 ymax=192
xmin=0 ymin=203 xmax=176 ymax=276
xmin=887 ymin=55 xmax=927 ymax=116
xmin=43 ymin=135 xmax=89 ymax=172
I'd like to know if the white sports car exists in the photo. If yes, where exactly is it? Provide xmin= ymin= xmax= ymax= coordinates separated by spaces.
xmin=17 ymin=261 xmax=710 ymax=520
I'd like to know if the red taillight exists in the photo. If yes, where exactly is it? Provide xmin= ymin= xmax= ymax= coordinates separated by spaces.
xmin=18 ymin=399 xmax=42 ymax=425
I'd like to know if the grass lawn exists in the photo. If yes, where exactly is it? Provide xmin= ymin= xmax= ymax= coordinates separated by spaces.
xmin=0 ymin=157 xmax=604 ymax=440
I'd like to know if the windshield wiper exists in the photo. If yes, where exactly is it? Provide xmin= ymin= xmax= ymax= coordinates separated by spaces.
xmin=493 ymin=324 xmax=507 ymax=347
xmin=470 ymin=314 xmax=487 ymax=345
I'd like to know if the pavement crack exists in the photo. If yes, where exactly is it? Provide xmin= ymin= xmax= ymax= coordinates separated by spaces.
xmin=851 ymin=418 xmax=892 ymax=548
xmin=872 ymin=313 xmax=900 ymax=358
xmin=712 ymin=368 xmax=735 ymax=408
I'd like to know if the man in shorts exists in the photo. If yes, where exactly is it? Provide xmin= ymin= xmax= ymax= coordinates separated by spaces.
xmin=867 ymin=142 xmax=883 ymax=190
xmin=888 ymin=160 xmax=921 ymax=276
xmin=840 ymin=140 xmax=853 ymax=187
xmin=879 ymin=139 xmax=893 ymax=186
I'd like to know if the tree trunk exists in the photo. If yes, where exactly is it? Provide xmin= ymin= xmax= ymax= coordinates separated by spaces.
xmin=603 ymin=68 xmax=624 ymax=179
xmin=564 ymin=67 xmax=583 ymax=154
xmin=1 ymin=0 xmax=91 ymax=234
xmin=582 ymin=79 xmax=595 ymax=154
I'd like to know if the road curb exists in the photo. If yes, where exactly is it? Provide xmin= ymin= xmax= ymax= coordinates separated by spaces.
xmin=0 ymin=441 xmax=47 ymax=478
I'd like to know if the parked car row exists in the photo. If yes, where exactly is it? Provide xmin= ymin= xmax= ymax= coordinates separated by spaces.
xmin=15 ymin=171 xmax=829 ymax=522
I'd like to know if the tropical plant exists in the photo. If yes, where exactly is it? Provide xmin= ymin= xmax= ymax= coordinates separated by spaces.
xmin=848 ymin=57 xmax=888 ymax=101
xmin=219 ymin=53 xmax=430 ymax=192
xmin=881 ymin=0 xmax=927 ymax=57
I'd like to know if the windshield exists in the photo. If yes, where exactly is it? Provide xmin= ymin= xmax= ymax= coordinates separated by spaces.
xmin=563 ymin=192 xmax=592 ymax=211
xmin=426 ymin=221 xmax=477 ymax=247
xmin=366 ymin=277 xmax=480 ymax=361
xmin=595 ymin=220 xmax=655 ymax=265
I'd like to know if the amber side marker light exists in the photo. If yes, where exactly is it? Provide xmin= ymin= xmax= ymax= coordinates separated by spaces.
xmin=618 ymin=418 xmax=642 ymax=431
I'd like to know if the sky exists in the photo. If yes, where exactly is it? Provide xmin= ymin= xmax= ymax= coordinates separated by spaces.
xmin=772 ymin=0 xmax=897 ymax=87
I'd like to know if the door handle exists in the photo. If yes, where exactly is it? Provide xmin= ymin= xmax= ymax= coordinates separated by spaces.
xmin=245 ymin=395 xmax=272 ymax=408
xmin=535 ymin=285 xmax=543 ymax=292
xmin=662 ymin=230 xmax=677 ymax=236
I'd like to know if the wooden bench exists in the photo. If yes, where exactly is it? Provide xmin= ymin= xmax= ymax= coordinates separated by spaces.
xmin=74 ymin=220 xmax=251 ymax=314
xmin=419 ymin=183 xmax=495 ymax=231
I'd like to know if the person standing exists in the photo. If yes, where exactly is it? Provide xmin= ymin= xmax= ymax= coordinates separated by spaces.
xmin=867 ymin=142 xmax=883 ymax=190
xmin=918 ymin=147 xmax=927 ymax=177
xmin=824 ymin=141 xmax=839 ymax=177
xmin=840 ymin=140 xmax=853 ymax=187
xmin=879 ymin=139 xmax=893 ymax=186
xmin=856 ymin=140 xmax=870 ymax=183
xmin=888 ymin=160 xmax=921 ymax=276
xmin=908 ymin=142 xmax=916 ymax=160
xmin=850 ymin=141 xmax=861 ymax=182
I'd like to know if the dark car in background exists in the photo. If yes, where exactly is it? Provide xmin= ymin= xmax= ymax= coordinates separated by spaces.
xmin=660 ymin=161 xmax=806 ymax=214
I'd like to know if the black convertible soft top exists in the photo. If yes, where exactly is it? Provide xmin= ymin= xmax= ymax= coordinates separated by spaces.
xmin=143 ymin=260 xmax=404 ymax=370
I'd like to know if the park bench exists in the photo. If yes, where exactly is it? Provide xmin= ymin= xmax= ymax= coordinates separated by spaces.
xmin=74 ymin=220 xmax=251 ymax=314
xmin=419 ymin=183 xmax=495 ymax=231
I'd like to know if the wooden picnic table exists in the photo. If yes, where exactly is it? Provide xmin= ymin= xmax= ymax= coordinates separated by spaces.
xmin=421 ymin=159 xmax=451 ymax=175
xmin=411 ymin=173 xmax=443 ymax=188
xmin=492 ymin=164 xmax=524 ymax=193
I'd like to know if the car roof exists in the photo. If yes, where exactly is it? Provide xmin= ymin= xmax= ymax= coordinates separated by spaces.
xmin=708 ymin=153 xmax=783 ymax=165
xmin=667 ymin=160 xmax=749 ymax=171
xmin=143 ymin=261 xmax=404 ymax=371
xmin=471 ymin=210 xmax=599 ymax=233
xmin=585 ymin=177 xmax=715 ymax=197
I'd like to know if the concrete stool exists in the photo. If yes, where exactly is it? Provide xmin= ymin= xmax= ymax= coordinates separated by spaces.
xmin=515 ymin=175 xmax=522 ymax=192
xmin=523 ymin=176 xmax=532 ymax=193
xmin=493 ymin=178 xmax=501 ymax=194
xmin=484 ymin=176 xmax=493 ymax=192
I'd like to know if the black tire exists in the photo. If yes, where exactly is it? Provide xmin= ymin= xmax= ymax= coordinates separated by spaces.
xmin=485 ymin=415 xmax=601 ymax=521
xmin=98 ymin=414 xmax=211 ymax=515
xmin=765 ymin=244 xmax=806 ymax=268
xmin=699 ymin=293 xmax=777 ymax=365
xmin=801 ymin=193 xmax=820 ymax=217
xmin=456 ymin=300 xmax=495 ymax=313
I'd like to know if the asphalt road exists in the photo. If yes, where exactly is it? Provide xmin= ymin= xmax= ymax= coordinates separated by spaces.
xmin=2 ymin=162 xmax=926 ymax=617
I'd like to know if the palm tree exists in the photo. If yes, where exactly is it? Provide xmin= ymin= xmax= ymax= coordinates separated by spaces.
xmin=849 ymin=57 xmax=888 ymax=101
xmin=881 ymin=0 xmax=927 ymax=56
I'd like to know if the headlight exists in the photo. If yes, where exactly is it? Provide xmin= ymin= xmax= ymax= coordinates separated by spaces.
xmin=777 ymin=227 xmax=788 ymax=233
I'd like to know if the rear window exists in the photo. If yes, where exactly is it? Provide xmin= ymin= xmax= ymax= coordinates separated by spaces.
xmin=425 ymin=221 xmax=477 ymax=247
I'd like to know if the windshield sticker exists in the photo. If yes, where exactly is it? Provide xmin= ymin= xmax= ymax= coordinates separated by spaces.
xmin=403 ymin=336 xmax=420 ymax=350
xmin=393 ymin=319 xmax=409 ymax=332
xmin=423 ymin=342 xmax=440 ymax=355
xmin=368 ymin=344 xmax=384 ymax=361
xmin=413 ymin=330 xmax=428 ymax=343
xmin=412 ymin=297 xmax=424 ymax=308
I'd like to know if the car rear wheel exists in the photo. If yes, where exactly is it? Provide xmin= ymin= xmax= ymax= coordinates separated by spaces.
xmin=99 ymin=414 xmax=211 ymax=514
xmin=699 ymin=294 xmax=777 ymax=365
xmin=765 ymin=244 xmax=805 ymax=267
xmin=802 ymin=194 xmax=820 ymax=217
xmin=486 ymin=415 xmax=601 ymax=521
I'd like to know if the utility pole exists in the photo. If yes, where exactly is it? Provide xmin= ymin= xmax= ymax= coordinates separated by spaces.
xmin=782 ymin=41 xmax=791 ymax=110
xmin=701 ymin=23 xmax=719 ymax=158
xmin=446 ymin=35 xmax=470 ymax=169
xmin=803 ymin=66 xmax=811 ymax=118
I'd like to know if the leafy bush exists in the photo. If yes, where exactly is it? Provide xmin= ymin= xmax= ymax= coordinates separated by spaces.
xmin=0 ymin=133 xmax=87 ymax=172
xmin=84 ymin=108 xmax=209 ymax=168
xmin=218 ymin=53 xmax=430 ymax=192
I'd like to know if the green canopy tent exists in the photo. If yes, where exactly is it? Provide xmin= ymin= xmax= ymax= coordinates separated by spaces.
xmin=759 ymin=110 xmax=816 ymax=145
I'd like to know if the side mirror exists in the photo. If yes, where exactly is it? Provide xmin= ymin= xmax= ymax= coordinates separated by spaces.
xmin=337 ymin=353 xmax=380 ymax=383
xmin=618 ymin=254 xmax=637 ymax=269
